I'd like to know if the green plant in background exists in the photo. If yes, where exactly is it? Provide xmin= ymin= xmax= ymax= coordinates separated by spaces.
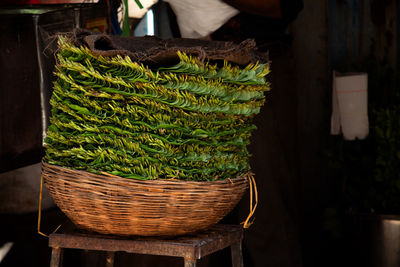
xmin=44 ymin=37 xmax=270 ymax=181
xmin=372 ymin=106 xmax=400 ymax=212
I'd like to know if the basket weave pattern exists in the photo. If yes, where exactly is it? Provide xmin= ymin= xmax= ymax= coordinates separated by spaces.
xmin=42 ymin=162 xmax=248 ymax=236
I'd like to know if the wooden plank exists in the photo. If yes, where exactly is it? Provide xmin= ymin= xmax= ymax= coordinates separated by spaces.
xmin=49 ymin=247 xmax=63 ymax=267
xmin=231 ymin=242 xmax=244 ymax=267
xmin=48 ymin=224 xmax=243 ymax=261
xmin=327 ymin=0 xmax=397 ymax=69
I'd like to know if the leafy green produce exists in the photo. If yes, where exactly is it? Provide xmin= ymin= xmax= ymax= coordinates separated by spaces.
xmin=44 ymin=36 xmax=270 ymax=181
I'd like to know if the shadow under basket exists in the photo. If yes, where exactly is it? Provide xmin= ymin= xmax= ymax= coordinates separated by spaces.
xmin=42 ymin=162 xmax=249 ymax=236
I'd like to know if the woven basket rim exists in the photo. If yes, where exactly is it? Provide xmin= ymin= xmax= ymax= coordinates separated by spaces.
xmin=42 ymin=161 xmax=250 ymax=185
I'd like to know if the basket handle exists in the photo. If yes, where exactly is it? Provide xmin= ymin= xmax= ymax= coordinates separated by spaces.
xmin=241 ymin=173 xmax=258 ymax=228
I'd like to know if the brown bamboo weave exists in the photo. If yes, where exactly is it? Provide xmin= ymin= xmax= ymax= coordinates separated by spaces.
xmin=42 ymin=162 xmax=249 ymax=236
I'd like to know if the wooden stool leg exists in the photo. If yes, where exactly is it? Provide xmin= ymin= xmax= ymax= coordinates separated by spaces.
xmin=184 ymin=258 xmax=196 ymax=267
xmin=50 ymin=247 xmax=63 ymax=267
xmin=231 ymin=242 xmax=243 ymax=267
xmin=105 ymin=251 xmax=115 ymax=267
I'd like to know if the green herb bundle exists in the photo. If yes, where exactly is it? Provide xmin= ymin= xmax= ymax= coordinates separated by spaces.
xmin=44 ymin=36 xmax=270 ymax=181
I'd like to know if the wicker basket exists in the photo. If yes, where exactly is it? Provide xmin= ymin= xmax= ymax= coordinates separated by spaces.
xmin=42 ymin=162 xmax=249 ymax=236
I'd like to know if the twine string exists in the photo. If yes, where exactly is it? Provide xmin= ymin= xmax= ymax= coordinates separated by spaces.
xmin=37 ymin=173 xmax=49 ymax=238
xmin=241 ymin=173 xmax=258 ymax=228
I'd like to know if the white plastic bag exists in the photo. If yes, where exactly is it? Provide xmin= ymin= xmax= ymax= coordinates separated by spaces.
xmin=164 ymin=0 xmax=239 ymax=38
xmin=331 ymin=71 xmax=369 ymax=140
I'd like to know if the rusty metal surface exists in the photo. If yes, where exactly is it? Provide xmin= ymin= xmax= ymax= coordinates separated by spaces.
xmin=49 ymin=224 xmax=243 ymax=261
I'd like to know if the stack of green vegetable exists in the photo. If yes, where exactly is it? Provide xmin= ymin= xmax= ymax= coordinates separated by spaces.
xmin=44 ymin=36 xmax=270 ymax=181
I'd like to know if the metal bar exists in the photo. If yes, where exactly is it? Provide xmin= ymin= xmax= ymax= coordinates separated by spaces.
xmin=32 ymin=15 xmax=47 ymax=145
xmin=105 ymin=251 xmax=115 ymax=267
xmin=105 ymin=0 xmax=112 ymax=34
xmin=50 ymin=247 xmax=63 ymax=267
xmin=74 ymin=7 xmax=80 ymax=28
xmin=231 ymin=242 xmax=243 ymax=267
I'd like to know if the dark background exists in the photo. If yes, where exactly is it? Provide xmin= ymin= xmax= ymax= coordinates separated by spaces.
xmin=0 ymin=0 xmax=398 ymax=266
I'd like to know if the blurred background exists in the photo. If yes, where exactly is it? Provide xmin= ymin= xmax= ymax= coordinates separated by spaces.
xmin=0 ymin=0 xmax=399 ymax=266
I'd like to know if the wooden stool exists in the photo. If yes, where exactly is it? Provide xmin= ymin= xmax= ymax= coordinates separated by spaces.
xmin=48 ymin=224 xmax=244 ymax=267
